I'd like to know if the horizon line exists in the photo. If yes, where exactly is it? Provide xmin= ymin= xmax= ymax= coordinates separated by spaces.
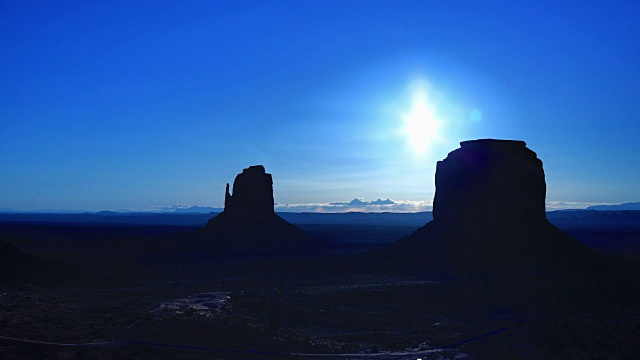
xmin=2 ymin=201 xmax=638 ymax=214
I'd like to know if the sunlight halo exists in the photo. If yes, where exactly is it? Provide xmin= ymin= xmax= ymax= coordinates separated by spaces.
xmin=402 ymin=88 xmax=442 ymax=156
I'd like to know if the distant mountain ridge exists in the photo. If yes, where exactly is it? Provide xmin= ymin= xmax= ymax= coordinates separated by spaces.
xmin=587 ymin=202 xmax=640 ymax=211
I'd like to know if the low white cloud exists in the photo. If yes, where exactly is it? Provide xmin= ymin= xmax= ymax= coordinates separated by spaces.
xmin=545 ymin=201 xmax=610 ymax=211
xmin=121 ymin=205 xmax=223 ymax=213
xmin=275 ymin=198 xmax=432 ymax=213
xmin=277 ymin=200 xmax=613 ymax=213
xmin=369 ymin=198 xmax=395 ymax=205
xmin=329 ymin=198 xmax=397 ymax=206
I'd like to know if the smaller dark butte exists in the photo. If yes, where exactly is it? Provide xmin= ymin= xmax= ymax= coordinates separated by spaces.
xmin=202 ymin=165 xmax=324 ymax=257
xmin=224 ymin=165 xmax=275 ymax=216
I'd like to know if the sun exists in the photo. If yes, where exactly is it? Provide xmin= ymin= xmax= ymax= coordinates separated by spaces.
xmin=402 ymin=88 xmax=440 ymax=155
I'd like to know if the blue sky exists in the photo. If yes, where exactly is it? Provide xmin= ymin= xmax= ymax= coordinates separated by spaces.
xmin=1 ymin=0 xmax=639 ymax=212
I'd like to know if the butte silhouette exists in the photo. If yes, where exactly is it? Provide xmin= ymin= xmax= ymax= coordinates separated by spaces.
xmin=201 ymin=165 xmax=324 ymax=256
xmin=368 ymin=139 xmax=604 ymax=278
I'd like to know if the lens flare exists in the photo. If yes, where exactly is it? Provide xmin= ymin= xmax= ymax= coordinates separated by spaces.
xmin=469 ymin=108 xmax=483 ymax=122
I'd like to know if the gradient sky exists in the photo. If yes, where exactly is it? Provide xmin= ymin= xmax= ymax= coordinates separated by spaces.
xmin=1 ymin=0 xmax=639 ymax=212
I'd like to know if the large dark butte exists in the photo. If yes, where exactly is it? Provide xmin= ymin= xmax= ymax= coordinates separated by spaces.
xmin=381 ymin=140 xmax=595 ymax=274
xmin=349 ymin=140 xmax=629 ymax=308
xmin=201 ymin=165 xmax=326 ymax=256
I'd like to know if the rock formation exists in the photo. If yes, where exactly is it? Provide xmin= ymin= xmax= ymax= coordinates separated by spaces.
xmin=433 ymin=139 xmax=546 ymax=228
xmin=202 ymin=165 xmax=324 ymax=256
xmin=223 ymin=166 xmax=275 ymax=216
xmin=380 ymin=139 xmax=598 ymax=277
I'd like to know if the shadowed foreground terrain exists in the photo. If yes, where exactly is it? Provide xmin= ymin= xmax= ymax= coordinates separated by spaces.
xmin=2 ymin=141 xmax=640 ymax=360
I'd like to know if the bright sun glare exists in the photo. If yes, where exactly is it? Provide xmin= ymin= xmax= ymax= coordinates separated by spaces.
xmin=402 ymin=88 xmax=440 ymax=155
